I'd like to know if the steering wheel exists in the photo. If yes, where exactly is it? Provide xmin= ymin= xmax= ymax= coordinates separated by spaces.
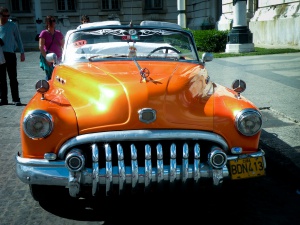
xmin=147 ymin=46 xmax=181 ymax=58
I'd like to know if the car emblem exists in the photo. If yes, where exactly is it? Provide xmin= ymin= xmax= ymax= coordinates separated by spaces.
xmin=128 ymin=29 xmax=137 ymax=35
xmin=138 ymin=108 xmax=156 ymax=123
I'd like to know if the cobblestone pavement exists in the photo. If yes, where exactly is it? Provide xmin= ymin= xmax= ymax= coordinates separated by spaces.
xmin=0 ymin=52 xmax=102 ymax=225
xmin=0 ymin=52 xmax=299 ymax=225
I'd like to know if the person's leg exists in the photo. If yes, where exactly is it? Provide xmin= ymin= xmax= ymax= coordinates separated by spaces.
xmin=0 ymin=62 xmax=8 ymax=104
xmin=45 ymin=65 xmax=53 ymax=80
xmin=5 ymin=52 xmax=20 ymax=103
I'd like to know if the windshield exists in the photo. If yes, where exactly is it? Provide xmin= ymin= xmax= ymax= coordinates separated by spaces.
xmin=63 ymin=27 xmax=198 ymax=62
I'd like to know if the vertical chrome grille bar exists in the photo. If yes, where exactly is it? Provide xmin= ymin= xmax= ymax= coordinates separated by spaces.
xmin=131 ymin=144 xmax=138 ymax=191
xmin=182 ymin=143 xmax=189 ymax=184
xmin=194 ymin=143 xmax=201 ymax=183
xmin=156 ymin=144 xmax=163 ymax=184
xmin=105 ymin=144 xmax=112 ymax=196
xmin=170 ymin=143 xmax=177 ymax=187
xmin=91 ymin=144 xmax=99 ymax=196
xmin=144 ymin=144 xmax=152 ymax=192
xmin=117 ymin=144 xmax=125 ymax=195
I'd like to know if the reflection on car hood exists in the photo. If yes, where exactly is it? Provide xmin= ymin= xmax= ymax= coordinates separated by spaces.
xmin=54 ymin=61 xmax=214 ymax=134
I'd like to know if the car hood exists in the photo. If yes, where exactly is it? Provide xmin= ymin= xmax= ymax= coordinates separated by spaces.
xmin=54 ymin=61 xmax=214 ymax=134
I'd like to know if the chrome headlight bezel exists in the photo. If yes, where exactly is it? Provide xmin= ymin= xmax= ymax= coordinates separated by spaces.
xmin=23 ymin=110 xmax=54 ymax=139
xmin=235 ymin=109 xmax=262 ymax=136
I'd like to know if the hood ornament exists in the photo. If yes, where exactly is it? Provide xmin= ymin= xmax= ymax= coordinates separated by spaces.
xmin=133 ymin=59 xmax=150 ymax=82
xmin=132 ymin=59 xmax=162 ymax=84
xmin=232 ymin=79 xmax=246 ymax=99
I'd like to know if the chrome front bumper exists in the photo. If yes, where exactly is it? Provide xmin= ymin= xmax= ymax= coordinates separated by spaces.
xmin=16 ymin=153 xmax=229 ymax=196
xmin=16 ymin=130 xmax=265 ymax=197
xmin=16 ymin=150 xmax=265 ymax=197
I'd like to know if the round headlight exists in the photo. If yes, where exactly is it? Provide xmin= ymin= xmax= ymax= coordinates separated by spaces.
xmin=235 ymin=109 xmax=262 ymax=136
xmin=23 ymin=110 xmax=53 ymax=139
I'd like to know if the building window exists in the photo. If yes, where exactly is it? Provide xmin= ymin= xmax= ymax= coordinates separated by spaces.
xmin=11 ymin=0 xmax=31 ymax=12
xmin=57 ymin=0 xmax=76 ymax=11
xmin=145 ymin=0 xmax=163 ymax=9
xmin=102 ymin=0 xmax=120 ymax=10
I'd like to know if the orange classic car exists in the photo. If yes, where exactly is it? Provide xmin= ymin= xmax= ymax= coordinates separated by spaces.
xmin=16 ymin=20 xmax=266 ymax=201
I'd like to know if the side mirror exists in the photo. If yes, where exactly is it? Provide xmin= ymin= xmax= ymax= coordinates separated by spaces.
xmin=201 ymin=52 xmax=213 ymax=63
xmin=46 ymin=53 xmax=58 ymax=65
xmin=35 ymin=80 xmax=50 ymax=100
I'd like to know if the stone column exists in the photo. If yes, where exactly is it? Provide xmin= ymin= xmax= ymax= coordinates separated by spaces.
xmin=177 ymin=0 xmax=186 ymax=28
xmin=34 ymin=0 xmax=43 ymax=35
xmin=225 ymin=0 xmax=254 ymax=53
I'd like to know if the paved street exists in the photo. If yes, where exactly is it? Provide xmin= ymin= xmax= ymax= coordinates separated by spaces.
xmin=0 ymin=51 xmax=299 ymax=224
xmin=206 ymin=53 xmax=300 ymax=170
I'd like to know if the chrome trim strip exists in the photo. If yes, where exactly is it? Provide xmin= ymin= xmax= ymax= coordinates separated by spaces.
xmin=58 ymin=130 xmax=229 ymax=159
xmin=227 ymin=149 xmax=265 ymax=161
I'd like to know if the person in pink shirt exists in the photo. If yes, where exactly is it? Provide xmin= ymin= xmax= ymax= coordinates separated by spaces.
xmin=39 ymin=15 xmax=64 ymax=80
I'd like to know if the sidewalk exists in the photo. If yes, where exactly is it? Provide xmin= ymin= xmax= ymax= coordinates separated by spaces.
xmin=206 ymin=52 xmax=300 ymax=172
xmin=255 ymin=44 xmax=300 ymax=50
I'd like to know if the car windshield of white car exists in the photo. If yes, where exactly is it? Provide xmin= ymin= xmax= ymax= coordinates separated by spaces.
xmin=64 ymin=28 xmax=198 ymax=62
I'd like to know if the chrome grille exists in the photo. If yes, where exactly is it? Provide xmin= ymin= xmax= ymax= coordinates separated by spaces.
xmin=89 ymin=141 xmax=203 ymax=196
xmin=58 ymin=130 xmax=230 ymax=196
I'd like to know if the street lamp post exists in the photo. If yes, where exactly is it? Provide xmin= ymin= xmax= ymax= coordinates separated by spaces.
xmin=177 ymin=0 xmax=186 ymax=28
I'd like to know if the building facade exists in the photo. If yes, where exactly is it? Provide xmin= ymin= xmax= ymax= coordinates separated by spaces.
xmin=0 ymin=0 xmax=299 ymax=50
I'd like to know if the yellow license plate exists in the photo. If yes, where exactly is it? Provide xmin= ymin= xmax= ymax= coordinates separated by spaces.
xmin=229 ymin=157 xmax=265 ymax=180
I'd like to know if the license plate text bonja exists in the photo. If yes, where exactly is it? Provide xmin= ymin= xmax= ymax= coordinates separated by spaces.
xmin=229 ymin=157 xmax=265 ymax=179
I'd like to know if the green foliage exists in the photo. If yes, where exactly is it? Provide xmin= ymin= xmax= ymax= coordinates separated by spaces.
xmin=187 ymin=28 xmax=300 ymax=57
xmin=189 ymin=29 xmax=229 ymax=53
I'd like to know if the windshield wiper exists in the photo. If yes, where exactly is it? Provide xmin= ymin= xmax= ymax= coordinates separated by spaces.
xmin=88 ymin=54 xmax=128 ymax=61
